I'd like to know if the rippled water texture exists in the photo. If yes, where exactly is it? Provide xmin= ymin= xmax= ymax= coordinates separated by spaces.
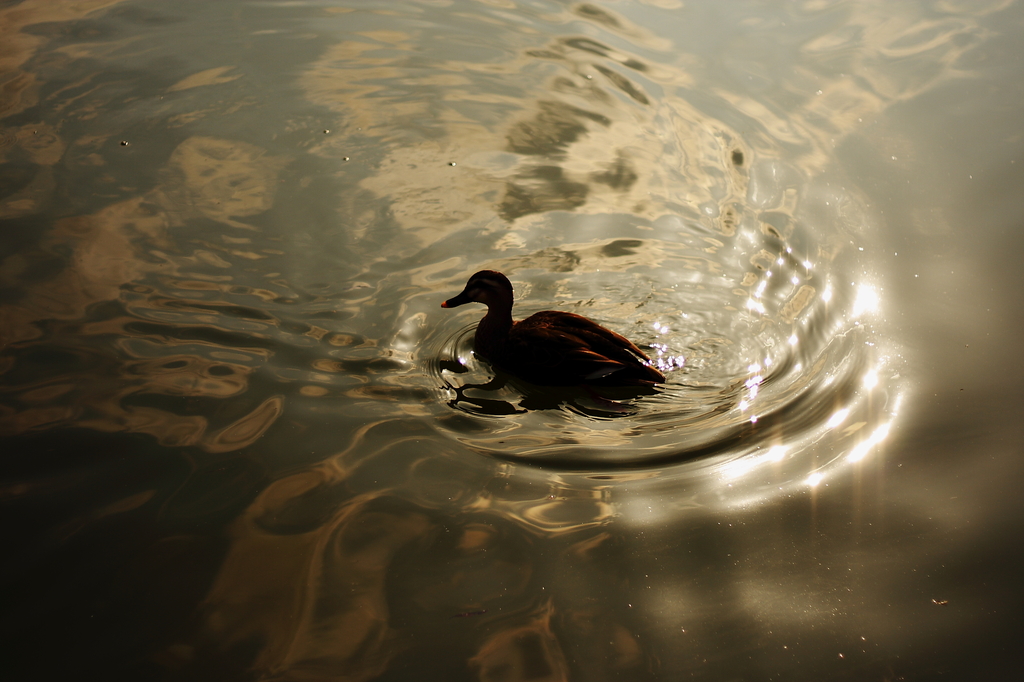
xmin=2 ymin=1 xmax=1023 ymax=680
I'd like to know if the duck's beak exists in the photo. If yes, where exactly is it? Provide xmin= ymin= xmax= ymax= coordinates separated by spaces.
xmin=441 ymin=291 xmax=472 ymax=308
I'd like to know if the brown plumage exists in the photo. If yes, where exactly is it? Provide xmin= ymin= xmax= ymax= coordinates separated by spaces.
xmin=441 ymin=270 xmax=665 ymax=387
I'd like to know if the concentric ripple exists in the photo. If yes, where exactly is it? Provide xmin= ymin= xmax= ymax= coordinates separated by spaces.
xmin=419 ymin=204 xmax=901 ymax=471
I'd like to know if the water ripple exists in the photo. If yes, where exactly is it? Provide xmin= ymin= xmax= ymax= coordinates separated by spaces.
xmin=285 ymin=1 xmax=913 ymax=479
xmin=415 ymin=207 xmax=900 ymax=474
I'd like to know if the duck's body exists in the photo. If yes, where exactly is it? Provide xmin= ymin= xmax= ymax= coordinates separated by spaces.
xmin=442 ymin=270 xmax=665 ymax=387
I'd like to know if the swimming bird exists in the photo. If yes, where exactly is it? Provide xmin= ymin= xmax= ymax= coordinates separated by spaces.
xmin=441 ymin=270 xmax=665 ymax=387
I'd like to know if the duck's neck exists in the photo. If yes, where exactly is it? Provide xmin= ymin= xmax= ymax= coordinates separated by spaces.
xmin=474 ymin=304 xmax=513 ymax=362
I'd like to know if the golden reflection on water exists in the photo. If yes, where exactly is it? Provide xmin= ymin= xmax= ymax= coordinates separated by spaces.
xmin=295 ymin=5 xmax=746 ymax=258
xmin=167 ymin=66 xmax=243 ymax=93
xmin=0 ymin=132 xmax=288 ymax=446
xmin=164 ymin=136 xmax=288 ymax=230
xmin=192 ymin=440 xmax=656 ymax=678
xmin=0 ymin=1 xmax=130 ymax=117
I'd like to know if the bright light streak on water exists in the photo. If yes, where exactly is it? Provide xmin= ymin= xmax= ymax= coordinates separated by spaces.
xmin=852 ymin=284 xmax=880 ymax=317
xmin=848 ymin=422 xmax=892 ymax=462
xmin=826 ymin=408 xmax=851 ymax=429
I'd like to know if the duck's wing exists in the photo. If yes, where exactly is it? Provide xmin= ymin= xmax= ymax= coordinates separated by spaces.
xmin=531 ymin=311 xmax=653 ymax=358
xmin=508 ymin=312 xmax=664 ymax=385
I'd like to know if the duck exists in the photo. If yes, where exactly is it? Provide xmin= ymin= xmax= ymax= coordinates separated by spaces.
xmin=441 ymin=270 xmax=665 ymax=387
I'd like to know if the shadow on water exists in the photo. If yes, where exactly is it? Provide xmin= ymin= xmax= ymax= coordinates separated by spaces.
xmin=2 ymin=0 xmax=1023 ymax=680
xmin=439 ymin=361 xmax=663 ymax=418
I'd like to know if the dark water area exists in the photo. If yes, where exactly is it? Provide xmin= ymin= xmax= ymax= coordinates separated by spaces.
xmin=2 ymin=0 xmax=1023 ymax=679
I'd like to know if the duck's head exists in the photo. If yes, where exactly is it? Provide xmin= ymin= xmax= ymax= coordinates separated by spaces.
xmin=441 ymin=270 xmax=514 ymax=310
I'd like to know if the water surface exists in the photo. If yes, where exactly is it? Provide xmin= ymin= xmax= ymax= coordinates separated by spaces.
xmin=2 ymin=0 xmax=1023 ymax=679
